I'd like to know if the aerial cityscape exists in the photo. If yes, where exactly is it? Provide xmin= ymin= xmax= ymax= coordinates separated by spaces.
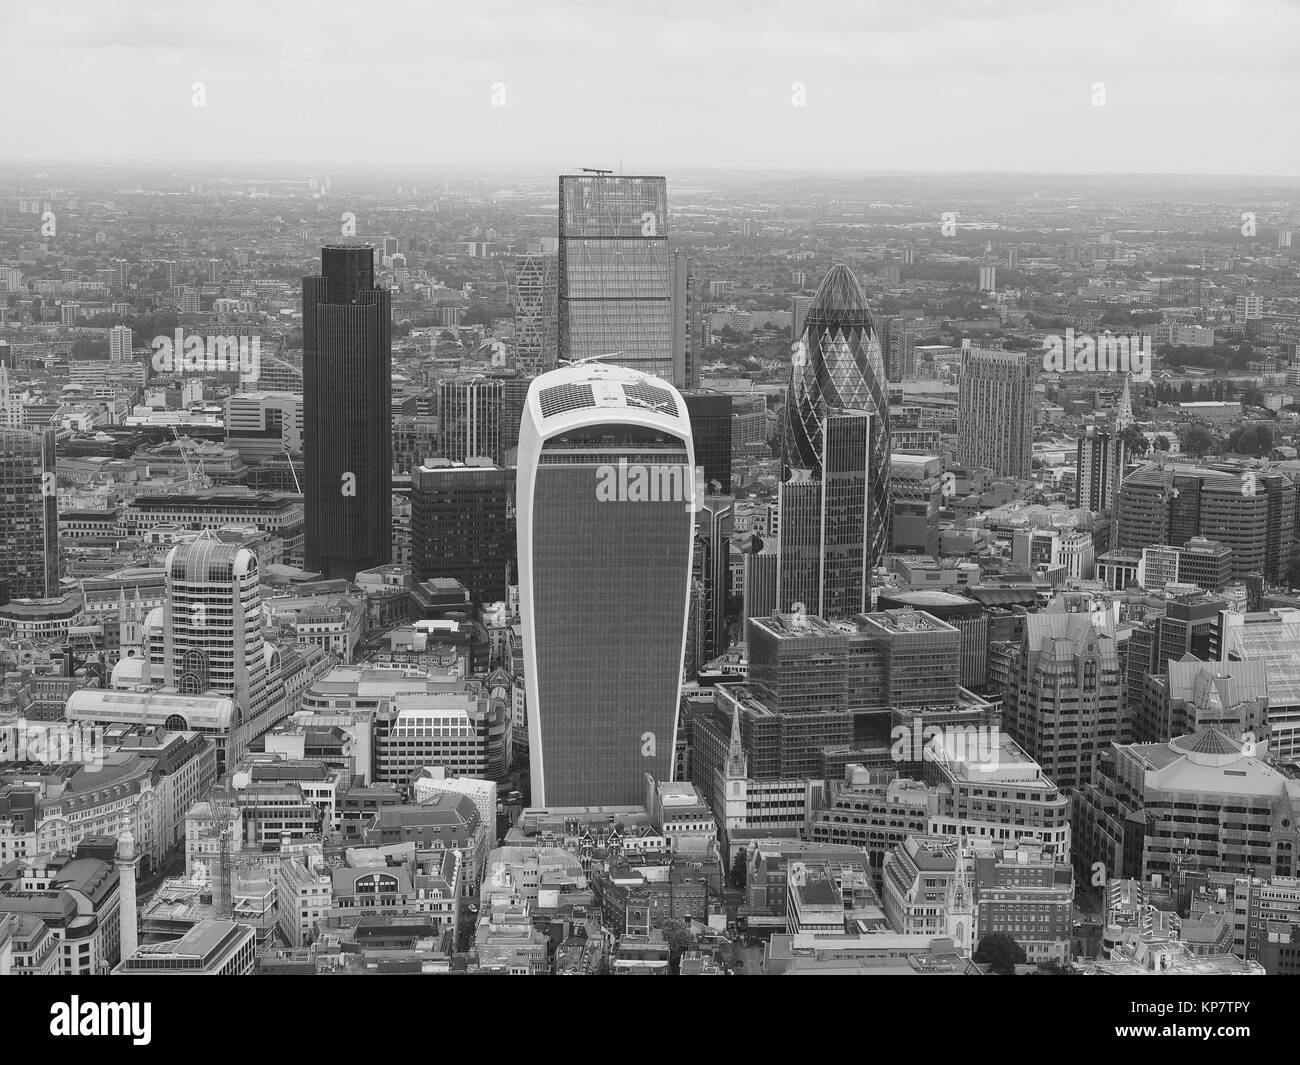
xmin=0 ymin=1 xmax=1294 ymax=1026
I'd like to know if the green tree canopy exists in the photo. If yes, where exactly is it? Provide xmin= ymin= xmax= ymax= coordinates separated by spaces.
xmin=730 ymin=851 xmax=747 ymax=889
xmin=1183 ymin=425 xmax=1216 ymax=456
xmin=661 ymin=918 xmax=698 ymax=974
xmin=973 ymin=932 xmax=1027 ymax=975
xmin=1117 ymin=425 xmax=1149 ymax=456
xmin=1228 ymin=423 xmax=1273 ymax=457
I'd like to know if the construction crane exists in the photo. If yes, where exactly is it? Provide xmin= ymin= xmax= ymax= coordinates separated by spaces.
xmin=558 ymin=351 xmax=622 ymax=368
xmin=580 ymin=167 xmax=613 ymax=176
xmin=282 ymin=442 xmax=302 ymax=494
xmin=170 ymin=426 xmax=212 ymax=492
xmin=199 ymin=779 xmax=237 ymax=920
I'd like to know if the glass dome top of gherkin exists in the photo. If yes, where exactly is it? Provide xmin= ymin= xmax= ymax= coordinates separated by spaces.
xmin=803 ymin=263 xmax=874 ymax=327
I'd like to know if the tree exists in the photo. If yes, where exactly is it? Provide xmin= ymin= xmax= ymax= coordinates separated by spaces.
xmin=973 ymin=932 xmax=1027 ymax=975
xmin=1153 ymin=435 xmax=1171 ymax=452
xmin=1117 ymin=425 xmax=1149 ymax=457
xmin=1183 ymin=425 xmax=1216 ymax=457
xmin=661 ymin=918 xmax=697 ymax=974
xmin=730 ymin=850 xmax=747 ymax=890
xmin=1227 ymin=423 xmax=1272 ymax=457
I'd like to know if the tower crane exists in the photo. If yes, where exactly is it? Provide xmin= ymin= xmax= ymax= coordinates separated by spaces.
xmin=283 ymin=442 xmax=302 ymax=494
xmin=170 ymin=426 xmax=212 ymax=492
xmin=558 ymin=351 xmax=623 ymax=368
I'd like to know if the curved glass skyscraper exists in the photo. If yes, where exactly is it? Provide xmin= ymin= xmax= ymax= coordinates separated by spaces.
xmin=517 ymin=363 xmax=695 ymax=806
xmin=781 ymin=264 xmax=891 ymax=574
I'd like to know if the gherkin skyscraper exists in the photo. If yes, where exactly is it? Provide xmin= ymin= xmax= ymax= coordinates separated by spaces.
xmin=781 ymin=264 xmax=891 ymax=574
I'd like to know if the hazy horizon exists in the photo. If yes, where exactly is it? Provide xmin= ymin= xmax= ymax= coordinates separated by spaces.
xmin=8 ymin=0 xmax=1300 ymax=177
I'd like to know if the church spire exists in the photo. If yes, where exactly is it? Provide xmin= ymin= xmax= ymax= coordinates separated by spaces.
xmin=1114 ymin=374 xmax=1134 ymax=430
xmin=725 ymin=705 xmax=748 ymax=779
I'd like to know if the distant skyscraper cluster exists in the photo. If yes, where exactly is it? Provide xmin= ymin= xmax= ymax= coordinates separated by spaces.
xmin=779 ymin=265 xmax=890 ymax=613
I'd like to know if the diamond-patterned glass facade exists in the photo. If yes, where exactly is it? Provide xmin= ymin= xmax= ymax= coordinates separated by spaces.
xmin=781 ymin=264 xmax=891 ymax=573
xmin=513 ymin=253 xmax=557 ymax=375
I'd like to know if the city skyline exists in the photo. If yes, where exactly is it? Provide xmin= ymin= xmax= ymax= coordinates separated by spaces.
xmin=3 ymin=0 xmax=1300 ymax=1003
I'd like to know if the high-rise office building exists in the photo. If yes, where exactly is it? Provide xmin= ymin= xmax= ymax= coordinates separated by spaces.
xmin=691 ymin=496 xmax=734 ymax=665
xmin=411 ymin=460 xmax=513 ymax=603
xmin=1236 ymin=295 xmax=1264 ymax=322
xmin=109 ymin=324 xmax=133 ymax=364
xmin=879 ymin=315 xmax=917 ymax=381
xmin=888 ymin=453 xmax=944 ymax=555
xmin=512 ymin=253 xmax=558 ymax=375
xmin=436 ymin=375 xmax=504 ymax=464
xmin=699 ymin=608 xmax=965 ymax=781
xmin=1074 ymin=730 xmax=1300 ymax=888
xmin=670 ymin=250 xmax=701 ymax=390
xmin=517 ymin=363 xmax=694 ymax=806
xmin=681 ymin=390 xmax=732 ymax=495
xmin=778 ymin=409 xmax=872 ymax=617
xmin=1117 ymin=464 xmax=1295 ymax=582
xmin=878 ymin=589 xmax=988 ymax=688
xmin=791 ymin=294 xmax=813 ymax=343
xmin=742 ymin=538 xmax=779 ymax=624
xmin=1076 ymin=425 xmax=1128 ymax=511
xmin=499 ymin=373 xmax=532 ymax=462
xmin=0 ymin=427 xmax=58 ymax=600
xmin=1005 ymin=601 xmax=1123 ymax=792
xmin=782 ymin=264 xmax=890 ymax=575
xmin=164 ymin=535 xmax=270 ymax=761
xmin=956 ymin=343 xmax=1033 ymax=478
xmin=302 ymin=245 xmax=392 ymax=579
xmin=557 ymin=174 xmax=672 ymax=380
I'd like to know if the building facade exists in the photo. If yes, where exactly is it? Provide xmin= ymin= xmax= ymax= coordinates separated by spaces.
xmin=557 ymin=174 xmax=672 ymax=381
xmin=956 ymin=344 xmax=1033 ymax=479
xmin=517 ymin=364 xmax=694 ymax=805
xmin=781 ymin=264 xmax=890 ymax=575
xmin=302 ymin=245 xmax=392 ymax=579
xmin=0 ymin=427 xmax=58 ymax=600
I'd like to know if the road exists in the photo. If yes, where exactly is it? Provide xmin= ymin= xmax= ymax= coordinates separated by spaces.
xmin=733 ymin=943 xmax=765 ymax=975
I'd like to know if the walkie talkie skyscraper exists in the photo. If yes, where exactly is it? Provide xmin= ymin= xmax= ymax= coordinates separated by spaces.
xmin=517 ymin=363 xmax=695 ymax=806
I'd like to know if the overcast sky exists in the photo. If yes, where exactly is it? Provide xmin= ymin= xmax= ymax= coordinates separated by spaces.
xmin=8 ymin=0 xmax=1299 ymax=176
